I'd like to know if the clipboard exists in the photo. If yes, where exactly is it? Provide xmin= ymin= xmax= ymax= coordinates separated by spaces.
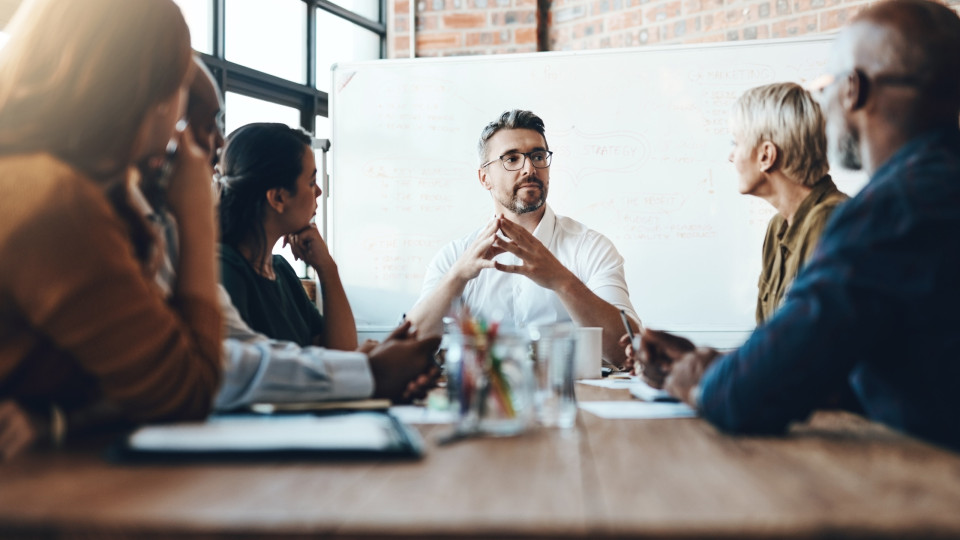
xmin=107 ymin=411 xmax=424 ymax=463
xmin=247 ymin=398 xmax=391 ymax=414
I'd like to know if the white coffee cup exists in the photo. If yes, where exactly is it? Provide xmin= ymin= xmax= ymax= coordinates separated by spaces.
xmin=574 ymin=327 xmax=603 ymax=379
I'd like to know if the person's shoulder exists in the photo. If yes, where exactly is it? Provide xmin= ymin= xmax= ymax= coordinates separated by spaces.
xmin=554 ymin=212 xmax=615 ymax=246
xmin=218 ymin=244 xmax=247 ymax=266
xmin=553 ymin=212 xmax=589 ymax=234
xmin=820 ymin=186 xmax=850 ymax=208
xmin=807 ymin=194 xmax=847 ymax=225
xmin=0 ymin=153 xmax=111 ymax=224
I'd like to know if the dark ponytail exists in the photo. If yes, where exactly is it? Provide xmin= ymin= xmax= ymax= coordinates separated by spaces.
xmin=217 ymin=123 xmax=312 ymax=267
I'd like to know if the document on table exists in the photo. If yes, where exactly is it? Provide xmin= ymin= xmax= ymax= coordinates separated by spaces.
xmin=112 ymin=412 xmax=424 ymax=461
xmin=389 ymin=405 xmax=456 ymax=424
xmin=579 ymin=376 xmax=678 ymax=402
xmin=578 ymin=401 xmax=696 ymax=419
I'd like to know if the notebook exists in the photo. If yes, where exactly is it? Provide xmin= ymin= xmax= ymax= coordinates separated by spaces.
xmin=108 ymin=411 xmax=424 ymax=463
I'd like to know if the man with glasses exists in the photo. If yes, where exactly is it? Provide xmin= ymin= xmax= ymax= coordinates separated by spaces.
xmin=627 ymin=0 xmax=960 ymax=450
xmin=407 ymin=109 xmax=640 ymax=366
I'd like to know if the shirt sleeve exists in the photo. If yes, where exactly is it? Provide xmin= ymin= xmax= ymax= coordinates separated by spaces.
xmin=697 ymin=194 xmax=904 ymax=434
xmin=576 ymin=231 xmax=641 ymax=323
xmin=411 ymin=238 xmax=464 ymax=310
xmin=215 ymin=339 xmax=373 ymax=410
xmin=214 ymin=276 xmax=374 ymax=410
xmin=6 ymin=180 xmax=222 ymax=422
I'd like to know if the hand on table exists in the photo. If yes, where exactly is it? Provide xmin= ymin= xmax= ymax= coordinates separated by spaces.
xmin=634 ymin=328 xmax=721 ymax=404
xmin=631 ymin=328 xmax=696 ymax=388
xmin=357 ymin=339 xmax=379 ymax=355
xmin=367 ymin=321 xmax=442 ymax=403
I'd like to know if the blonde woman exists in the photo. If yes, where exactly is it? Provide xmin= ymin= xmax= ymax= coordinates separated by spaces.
xmin=729 ymin=82 xmax=849 ymax=323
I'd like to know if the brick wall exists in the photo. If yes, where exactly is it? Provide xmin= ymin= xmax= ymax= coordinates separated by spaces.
xmin=388 ymin=0 xmax=960 ymax=57
xmin=549 ymin=0 xmax=872 ymax=50
xmin=390 ymin=0 xmax=539 ymax=57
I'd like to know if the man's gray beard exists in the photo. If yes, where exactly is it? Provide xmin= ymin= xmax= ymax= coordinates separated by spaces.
xmin=498 ymin=182 xmax=547 ymax=214
xmin=828 ymin=122 xmax=863 ymax=171
xmin=512 ymin=196 xmax=546 ymax=214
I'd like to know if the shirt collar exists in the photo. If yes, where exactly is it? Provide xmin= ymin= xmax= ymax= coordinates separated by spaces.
xmin=779 ymin=175 xmax=839 ymax=249
xmin=531 ymin=204 xmax=556 ymax=245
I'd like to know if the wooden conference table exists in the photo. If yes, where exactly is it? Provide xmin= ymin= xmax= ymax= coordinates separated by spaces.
xmin=2 ymin=384 xmax=960 ymax=539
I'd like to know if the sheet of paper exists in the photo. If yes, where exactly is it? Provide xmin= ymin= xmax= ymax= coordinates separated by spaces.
xmin=389 ymin=405 xmax=456 ymax=425
xmin=578 ymin=401 xmax=696 ymax=419
xmin=579 ymin=376 xmax=677 ymax=402
xmin=129 ymin=414 xmax=395 ymax=451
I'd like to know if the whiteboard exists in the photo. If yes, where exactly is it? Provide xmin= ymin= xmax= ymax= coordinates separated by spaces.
xmin=329 ymin=37 xmax=867 ymax=344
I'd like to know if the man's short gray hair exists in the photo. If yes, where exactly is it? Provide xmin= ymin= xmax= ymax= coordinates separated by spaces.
xmin=477 ymin=109 xmax=548 ymax=164
xmin=730 ymin=82 xmax=829 ymax=187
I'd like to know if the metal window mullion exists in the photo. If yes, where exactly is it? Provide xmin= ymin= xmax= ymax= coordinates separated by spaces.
xmin=306 ymin=0 xmax=317 ymax=88
xmin=314 ymin=0 xmax=386 ymax=35
xmin=212 ymin=0 xmax=226 ymax=59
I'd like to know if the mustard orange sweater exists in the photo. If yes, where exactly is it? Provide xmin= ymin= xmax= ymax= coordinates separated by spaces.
xmin=0 ymin=153 xmax=221 ymax=421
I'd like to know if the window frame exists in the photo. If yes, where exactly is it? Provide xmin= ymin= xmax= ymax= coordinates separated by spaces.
xmin=196 ymin=0 xmax=384 ymax=277
xmin=200 ymin=0 xmax=385 ymax=135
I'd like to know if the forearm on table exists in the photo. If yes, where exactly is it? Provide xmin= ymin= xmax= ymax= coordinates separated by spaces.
xmin=554 ymin=277 xmax=635 ymax=366
xmin=314 ymin=260 xmax=358 ymax=351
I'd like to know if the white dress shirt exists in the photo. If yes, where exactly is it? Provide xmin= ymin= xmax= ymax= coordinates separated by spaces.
xmin=415 ymin=205 xmax=639 ymax=329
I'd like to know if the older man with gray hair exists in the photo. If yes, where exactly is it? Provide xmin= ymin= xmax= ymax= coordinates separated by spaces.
xmin=407 ymin=110 xmax=640 ymax=366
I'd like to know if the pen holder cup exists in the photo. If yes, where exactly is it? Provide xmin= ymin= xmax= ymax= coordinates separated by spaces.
xmin=444 ymin=333 xmax=535 ymax=437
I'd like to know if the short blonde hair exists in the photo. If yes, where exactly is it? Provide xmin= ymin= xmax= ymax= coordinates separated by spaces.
xmin=730 ymin=82 xmax=829 ymax=187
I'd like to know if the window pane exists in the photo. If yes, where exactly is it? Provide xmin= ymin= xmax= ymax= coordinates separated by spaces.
xmin=172 ymin=0 xmax=213 ymax=54
xmin=226 ymin=0 xmax=305 ymax=83
xmin=315 ymin=115 xmax=331 ymax=140
xmin=223 ymin=92 xmax=301 ymax=136
xmin=316 ymin=9 xmax=381 ymax=93
xmin=324 ymin=0 xmax=379 ymax=22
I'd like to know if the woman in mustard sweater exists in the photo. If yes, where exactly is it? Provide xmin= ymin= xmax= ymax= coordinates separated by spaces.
xmin=0 ymin=0 xmax=222 ymax=453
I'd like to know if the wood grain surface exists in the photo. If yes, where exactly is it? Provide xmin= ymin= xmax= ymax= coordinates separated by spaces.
xmin=2 ymin=384 xmax=959 ymax=539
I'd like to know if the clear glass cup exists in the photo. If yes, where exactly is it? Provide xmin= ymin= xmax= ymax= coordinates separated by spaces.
xmin=530 ymin=324 xmax=578 ymax=429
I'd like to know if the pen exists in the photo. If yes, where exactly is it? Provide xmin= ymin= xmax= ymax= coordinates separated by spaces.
xmin=619 ymin=309 xmax=635 ymax=341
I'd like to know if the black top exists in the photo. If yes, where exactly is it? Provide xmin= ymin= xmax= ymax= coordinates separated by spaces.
xmin=219 ymin=244 xmax=323 ymax=347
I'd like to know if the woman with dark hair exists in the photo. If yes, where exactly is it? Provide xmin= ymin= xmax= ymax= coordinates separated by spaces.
xmin=0 ymin=0 xmax=222 ymax=449
xmin=218 ymin=123 xmax=357 ymax=350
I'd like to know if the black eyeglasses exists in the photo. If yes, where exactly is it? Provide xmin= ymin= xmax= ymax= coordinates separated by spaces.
xmin=481 ymin=150 xmax=553 ymax=171
xmin=806 ymin=70 xmax=924 ymax=101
